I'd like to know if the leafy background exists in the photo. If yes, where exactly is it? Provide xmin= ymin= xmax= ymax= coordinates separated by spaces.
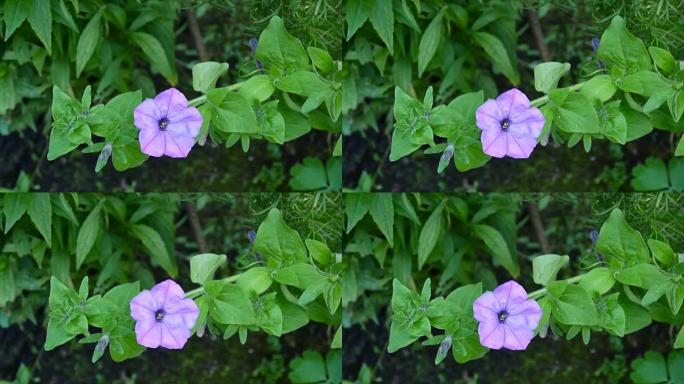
xmin=343 ymin=192 xmax=684 ymax=383
xmin=342 ymin=0 xmax=684 ymax=192
xmin=0 ymin=192 xmax=342 ymax=383
xmin=0 ymin=0 xmax=341 ymax=192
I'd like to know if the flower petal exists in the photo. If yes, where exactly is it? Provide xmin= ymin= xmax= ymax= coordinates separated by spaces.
xmin=506 ymin=134 xmax=537 ymax=159
xmin=154 ymin=88 xmax=189 ymax=117
xmin=478 ymin=320 xmax=504 ymax=350
xmin=473 ymin=292 xmax=501 ymax=323
xmin=496 ymin=88 xmax=530 ymax=117
xmin=163 ymin=132 xmax=195 ymax=158
xmin=164 ymin=298 xmax=200 ymax=329
xmin=509 ymin=107 xmax=545 ymax=139
xmin=136 ymin=318 xmax=162 ymax=348
xmin=150 ymin=279 xmax=186 ymax=310
xmin=139 ymin=129 xmax=165 ymax=157
xmin=134 ymin=99 xmax=163 ymax=131
xmin=160 ymin=320 xmax=190 ymax=349
xmin=130 ymin=290 xmax=157 ymax=321
xmin=167 ymin=106 xmax=203 ymax=138
xmin=493 ymin=280 xmax=528 ymax=308
xmin=476 ymin=99 xmax=504 ymax=131
xmin=503 ymin=323 xmax=533 ymax=350
xmin=507 ymin=299 xmax=543 ymax=330
xmin=481 ymin=129 xmax=508 ymax=158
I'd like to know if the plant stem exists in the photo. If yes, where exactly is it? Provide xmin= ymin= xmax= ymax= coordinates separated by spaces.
xmin=527 ymin=274 xmax=585 ymax=300
xmin=184 ymin=274 xmax=242 ymax=299
xmin=188 ymin=82 xmax=244 ymax=107
xmin=530 ymin=82 xmax=585 ymax=107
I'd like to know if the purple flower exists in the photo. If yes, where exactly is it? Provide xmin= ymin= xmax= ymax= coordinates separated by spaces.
xmin=130 ymin=279 xmax=200 ymax=349
xmin=475 ymin=89 xmax=545 ymax=159
xmin=472 ymin=280 xmax=542 ymax=350
xmin=133 ymin=88 xmax=203 ymax=158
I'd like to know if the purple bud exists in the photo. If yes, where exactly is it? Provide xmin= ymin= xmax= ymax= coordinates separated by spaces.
xmin=248 ymin=38 xmax=258 ymax=53
xmin=590 ymin=230 xmax=599 ymax=244
xmin=591 ymin=38 xmax=600 ymax=53
xmin=247 ymin=230 xmax=257 ymax=244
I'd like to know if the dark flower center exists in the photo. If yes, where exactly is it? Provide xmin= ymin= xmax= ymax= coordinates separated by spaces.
xmin=155 ymin=309 xmax=165 ymax=322
xmin=500 ymin=118 xmax=511 ymax=130
xmin=158 ymin=118 xmax=169 ymax=131
xmin=498 ymin=310 xmax=508 ymax=323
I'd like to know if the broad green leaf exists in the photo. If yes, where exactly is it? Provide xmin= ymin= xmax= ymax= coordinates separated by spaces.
xmin=369 ymin=0 xmax=394 ymax=54
xmin=473 ymin=224 xmax=519 ymax=277
xmin=417 ymin=202 xmax=444 ymax=269
xmin=238 ymin=75 xmax=275 ymax=103
xmin=76 ymin=12 xmax=102 ymax=77
xmin=548 ymin=282 xmax=598 ymax=326
xmin=649 ymin=46 xmax=677 ymax=74
xmin=204 ymin=280 xmax=255 ymax=325
xmin=207 ymin=88 xmax=258 ymax=134
xmin=473 ymin=32 xmax=520 ymax=85
xmin=598 ymin=16 xmax=651 ymax=75
xmin=417 ymin=8 xmax=445 ymax=77
xmin=28 ymin=0 xmax=52 ymax=54
xmin=131 ymin=224 xmax=177 ymax=276
xmin=289 ymin=157 xmax=328 ymax=191
xmin=76 ymin=201 xmax=103 ymax=270
xmin=578 ymin=267 xmax=615 ymax=295
xmin=307 ymin=47 xmax=334 ymax=75
xmin=253 ymin=208 xmax=307 ymax=268
xmin=648 ymin=239 xmax=675 ymax=267
xmin=596 ymin=208 xmax=649 ymax=269
xmin=534 ymin=62 xmax=571 ymax=94
xmin=256 ymin=16 xmax=309 ymax=75
xmin=305 ymin=239 xmax=333 ymax=266
xmin=3 ymin=193 xmax=30 ymax=233
xmin=27 ymin=194 xmax=52 ymax=247
xmin=549 ymin=90 xmax=600 ymax=134
xmin=192 ymin=62 xmax=229 ymax=93
xmin=236 ymin=267 xmax=272 ymax=295
xmin=131 ymin=32 xmax=177 ymax=84
xmin=4 ymin=0 xmax=31 ymax=39
xmin=369 ymin=194 xmax=394 ymax=247
xmin=345 ymin=0 xmax=372 ymax=40
xmin=288 ymin=350 xmax=327 ymax=383
xmin=189 ymin=253 xmax=227 ymax=285
xmin=345 ymin=193 xmax=371 ymax=233
xmin=532 ymin=254 xmax=569 ymax=286
xmin=579 ymin=75 xmax=616 ymax=103
xmin=630 ymin=351 xmax=668 ymax=383
xmin=617 ymin=71 xmax=668 ymax=97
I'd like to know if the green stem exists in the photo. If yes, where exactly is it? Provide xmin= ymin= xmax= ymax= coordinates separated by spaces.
xmin=527 ymin=274 xmax=585 ymax=300
xmin=188 ymin=81 xmax=245 ymax=107
xmin=184 ymin=274 xmax=241 ymax=299
xmin=530 ymin=82 xmax=585 ymax=108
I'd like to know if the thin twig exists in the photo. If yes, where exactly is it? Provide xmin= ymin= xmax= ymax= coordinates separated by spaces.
xmin=185 ymin=202 xmax=208 ymax=253
xmin=528 ymin=202 xmax=550 ymax=254
xmin=185 ymin=11 xmax=209 ymax=62
xmin=528 ymin=11 xmax=551 ymax=62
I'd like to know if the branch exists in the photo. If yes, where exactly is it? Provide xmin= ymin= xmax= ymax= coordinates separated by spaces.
xmin=185 ymin=202 xmax=208 ymax=253
xmin=527 ymin=11 xmax=551 ymax=62
xmin=185 ymin=10 xmax=209 ymax=62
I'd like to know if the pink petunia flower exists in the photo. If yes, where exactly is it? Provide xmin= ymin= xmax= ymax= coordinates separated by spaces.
xmin=130 ymin=279 xmax=200 ymax=349
xmin=133 ymin=88 xmax=203 ymax=158
xmin=475 ymin=88 xmax=545 ymax=159
xmin=472 ymin=280 xmax=542 ymax=350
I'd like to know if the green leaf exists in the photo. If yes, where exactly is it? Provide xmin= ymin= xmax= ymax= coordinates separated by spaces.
xmin=417 ymin=8 xmax=445 ymax=77
xmin=369 ymin=0 xmax=394 ymax=54
xmin=473 ymin=32 xmax=520 ymax=85
xmin=472 ymin=224 xmax=519 ymax=277
xmin=192 ymin=62 xmax=229 ymax=94
xmin=131 ymin=224 xmax=177 ymax=276
xmin=289 ymin=157 xmax=328 ymax=191
xmin=4 ymin=0 xmax=31 ymax=39
xmin=189 ymin=253 xmax=227 ymax=285
xmin=596 ymin=208 xmax=649 ymax=269
xmin=28 ymin=0 xmax=52 ymax=54
xmin=630 ymin=351 xmax=668 ymax=384
xmin=534 ymin=62 xmax=571 ymax=94
xmin=256 ymin=16 xmax=309 ymax=76
xmin=631 ymin=158 xmax=670 ymax=191
xmin=3 ymin=193 xmax=30 ymax=233
xmin=549 ymin=90 xmax=600 ymax=134
xmin=307 ymin=47 xmax=334 ymax=75
xmin=532 ymin=254 xmax=569 ymax=286
xmin=649 ymin=46 xmax=677 ymax=74
xmin=288 ymin=350 xmax=327 ymax=383
xmin=548 ymin=282 xmax=598 ymax=326
xmin=579 ymin=75 xmax=617 ymax=103
xmin=236 ymin=267 xmax=272 ymax=295
xmin=676 ymin=136 xmax=684 ymax=157
xmin=345 ymin=193 xmax=370 ymax=233
xmin=578 ymin=267 xmax=615 ymax=295
xmin=27 ymin=194 xmax=52 ymax=247
xmin=598 ymin=16 xmax=651 ymax=75
xmin=76 ymin=12 xmax=102 ymax=77
xmin=418 ymin=202 xmax=444 ymax=269
xmin=305 ymin=239 xmax=333 ymax=266
xmin=369 ymin=194 xmax=394 ymax=247
xmin=617 ymin=71 xmax=669 ymax=97
xmin=207 ymin=88 xmax=258 ymax=134
xmin=648 ymin=239 xmax=675 ymax=267
xmin=108 ymin=333 xmax=145 ymax=362
xmin=238 ymin=74 xmax=275 ymax=104
xmin=253 ymin=208 xmax=307 ymax=268
xmin=131 ymin=32 xmax=177 ymax=84
xmin=345 ymin=0 xmax=372 ymax=40
xmin=204 ymin=280 xmax=255 ymax=325
xmin=76 ymin=202 xmax=103 ymax=270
